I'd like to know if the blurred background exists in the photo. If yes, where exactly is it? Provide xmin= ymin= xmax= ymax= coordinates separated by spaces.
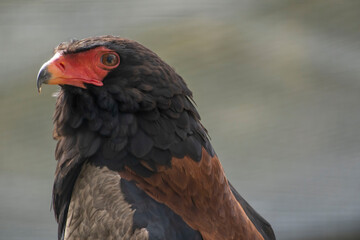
xmin=1 ymin=0 xmax=360 ymax=239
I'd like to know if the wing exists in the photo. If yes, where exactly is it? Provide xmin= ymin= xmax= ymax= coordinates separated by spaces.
xmin=229 ymin=182 xmax=276 ymax=240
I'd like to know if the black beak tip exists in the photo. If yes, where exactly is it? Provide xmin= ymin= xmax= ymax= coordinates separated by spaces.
xmin=37 ymin=65 xmax=51 ymax=93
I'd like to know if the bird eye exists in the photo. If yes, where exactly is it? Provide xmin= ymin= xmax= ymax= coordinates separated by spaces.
xmin=101 ymin=53 xmax=119 ymax=67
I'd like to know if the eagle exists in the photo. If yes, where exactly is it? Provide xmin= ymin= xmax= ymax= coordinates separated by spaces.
xmin=37 ymin=36 xmax=275 ymax=240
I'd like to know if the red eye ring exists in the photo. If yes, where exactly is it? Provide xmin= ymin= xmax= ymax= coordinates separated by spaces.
xmin=101 ymin=52 xmax=119 ymax=67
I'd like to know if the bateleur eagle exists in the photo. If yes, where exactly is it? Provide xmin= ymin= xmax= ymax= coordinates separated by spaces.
xmin=37 ymin=36 xmax=275 ymax=240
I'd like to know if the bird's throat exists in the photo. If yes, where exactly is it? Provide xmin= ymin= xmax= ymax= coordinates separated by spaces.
xmin=120 ymin=148 xmax=264 ymax=240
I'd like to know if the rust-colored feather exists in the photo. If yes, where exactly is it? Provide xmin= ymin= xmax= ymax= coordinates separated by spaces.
xmin=121 ymin=148 xmax=265 ymax=240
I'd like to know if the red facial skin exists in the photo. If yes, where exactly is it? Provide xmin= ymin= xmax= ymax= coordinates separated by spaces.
xmin=43 ymin=46 xmax=119 ymax=88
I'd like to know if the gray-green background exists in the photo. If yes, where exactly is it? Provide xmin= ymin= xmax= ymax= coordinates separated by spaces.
xmin=1 ymin=1 xmax=360 ymax=239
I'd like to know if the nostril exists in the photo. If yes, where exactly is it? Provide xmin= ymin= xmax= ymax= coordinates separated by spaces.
xmin=59 ymin=62 xmax=65 ymax=71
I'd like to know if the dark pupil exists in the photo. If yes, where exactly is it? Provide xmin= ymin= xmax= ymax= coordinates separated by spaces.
xmin=106 ymin=55 xmax=115 ymax=64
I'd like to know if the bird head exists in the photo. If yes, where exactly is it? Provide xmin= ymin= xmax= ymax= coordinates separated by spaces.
xmin=37 ymin=36 xmax=192 ymax=100
xmin=37 ymin=46 xmax=119 ymax=90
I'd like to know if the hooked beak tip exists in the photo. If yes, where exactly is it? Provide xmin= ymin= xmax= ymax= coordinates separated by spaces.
xmin=37 ymin=64 xmax=51 ymax=93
